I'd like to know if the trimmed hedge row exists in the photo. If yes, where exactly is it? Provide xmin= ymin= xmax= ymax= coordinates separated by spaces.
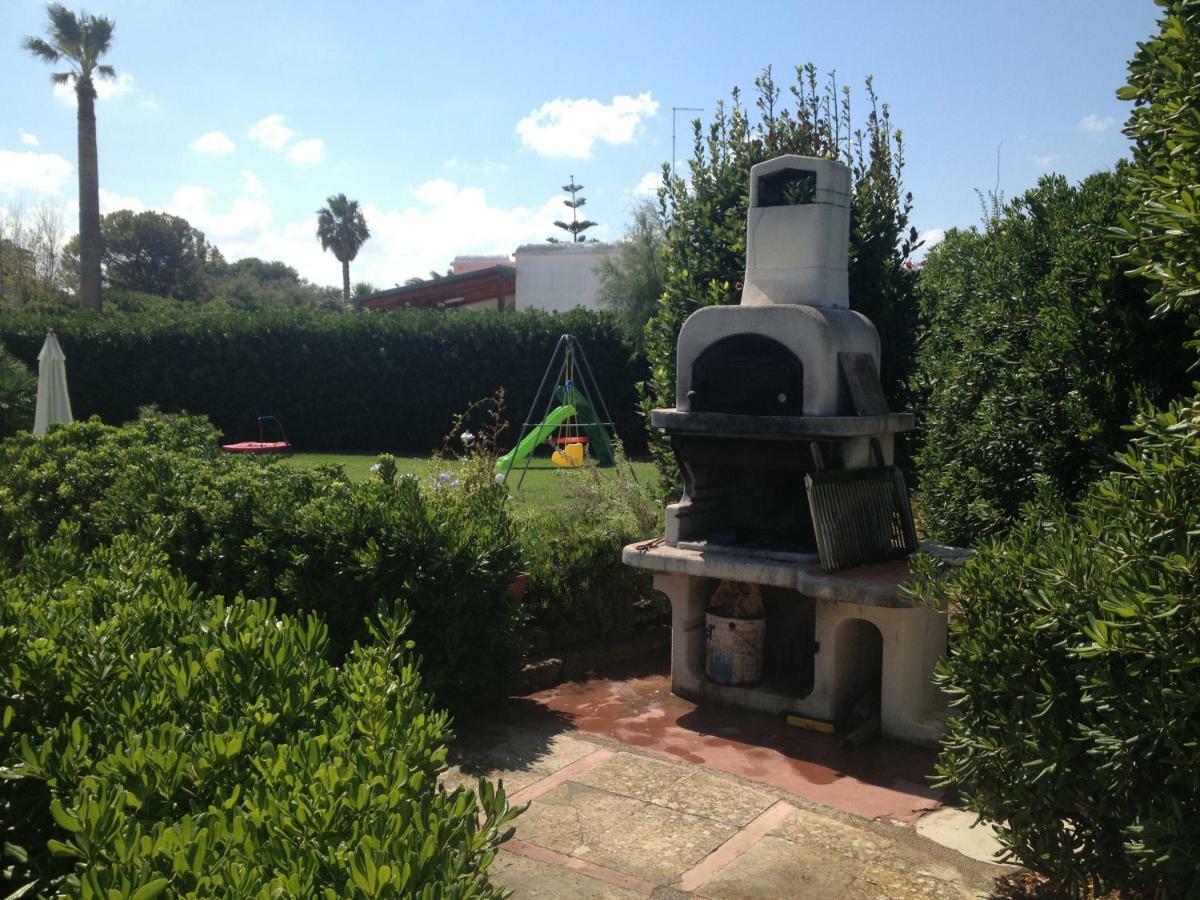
xmin=0 ymin=343 xmax=34 ymax=440
xmin=0 ymin=305 xmax=647 ymax=454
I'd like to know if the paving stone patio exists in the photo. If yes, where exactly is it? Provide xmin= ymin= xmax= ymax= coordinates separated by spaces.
xmin=446 ymin=661 xmax=1011 ymax=898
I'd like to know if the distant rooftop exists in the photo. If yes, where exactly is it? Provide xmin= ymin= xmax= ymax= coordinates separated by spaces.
xmin=359 ymin=264 xmax=515 ymax=311
xmin=515 ymin=241 xmax=619 ymax=255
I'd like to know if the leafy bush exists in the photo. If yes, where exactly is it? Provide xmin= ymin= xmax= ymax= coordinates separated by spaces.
xmin=0 ymin=532 xmax=518 ymax=898
xmin=0 ymin=343 xmax=35 ymax=439
xmin=517 ymin=458 xmax=661 ymax=645
xmin=0 ymin=305 xmax=647 ymax=455
xmin=1117 ymin=0 xmax=1200 ymax=343
xmin=643 ymin=65 xmax=920 ymax=494
xmin=919 ymin=395 xmax=1200 ymax=895
xmin=911 ymin=169 xmax=1193 ymax=545
xmin=0 ymin=411 xmax=523 ymax=710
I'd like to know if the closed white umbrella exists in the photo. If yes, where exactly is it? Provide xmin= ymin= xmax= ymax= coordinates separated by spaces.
xmin=33 ymin=332 xmax=73 ymax=436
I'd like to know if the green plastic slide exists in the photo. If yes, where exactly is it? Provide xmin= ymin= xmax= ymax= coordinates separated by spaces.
xmin=558 ymin=387 xmax=614 ymax=466
xmin=494 ymin=404 xmax=577 ymax=474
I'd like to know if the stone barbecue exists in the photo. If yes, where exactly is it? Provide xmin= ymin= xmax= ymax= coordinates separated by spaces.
xmin=624 ymin=155 xmax=948 ymax=744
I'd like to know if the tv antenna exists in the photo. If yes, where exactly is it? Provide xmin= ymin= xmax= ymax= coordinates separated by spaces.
xmin=672 ymin=106 xmax=703 ymax=180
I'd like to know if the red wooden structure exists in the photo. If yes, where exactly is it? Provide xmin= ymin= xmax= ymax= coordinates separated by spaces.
xmin=359 ymin=265 xmax=516 ymax=312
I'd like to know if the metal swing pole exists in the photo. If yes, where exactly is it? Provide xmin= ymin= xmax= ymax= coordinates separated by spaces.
xmin=572 ymin=335 xmax=638 ymax=483
xmin=499 ymin=333 xmax=567 ymax=484
xmin=516 ymin=339 xmax=571 ymax=491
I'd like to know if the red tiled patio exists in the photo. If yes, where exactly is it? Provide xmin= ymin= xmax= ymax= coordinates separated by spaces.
xmin=447 ymin=657 xmax=1008 ymax=898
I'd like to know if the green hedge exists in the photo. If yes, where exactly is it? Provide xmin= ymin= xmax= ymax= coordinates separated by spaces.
xmin=0 ymin=304 xmax=647 ymax=454
xmin=919 ymin=395 xmax=1200 ymax=894
xmin=911 ymin=168 xmax=1194 ymax=545
xmin=0 ymin=343 xmax=34 ymax=440
xmin=0 ymin=533 xmax=518 ymax=898
xmin=0 ymin=412 xmax=522 ymax=711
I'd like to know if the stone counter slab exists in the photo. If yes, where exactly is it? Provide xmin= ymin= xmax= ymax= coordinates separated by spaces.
xmin=622 ymin=541 xmax=921 ymax=609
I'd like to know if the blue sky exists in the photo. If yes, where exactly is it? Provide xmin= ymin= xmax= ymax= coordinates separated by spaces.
xmin=1 ymin=0 xmax=1158 ymax=289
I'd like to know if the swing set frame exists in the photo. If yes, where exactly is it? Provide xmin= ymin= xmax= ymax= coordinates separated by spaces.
xmin=498 ymin=333 xmax=636 ymax=490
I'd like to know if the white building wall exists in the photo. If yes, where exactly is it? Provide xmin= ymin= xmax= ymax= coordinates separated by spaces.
xmin=513 ymin=242 xmax=621 ymax=313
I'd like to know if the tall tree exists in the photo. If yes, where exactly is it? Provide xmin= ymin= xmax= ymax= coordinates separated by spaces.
xmin=595 ymin=199 xmax=665 ymax=350
xmin=316 ymin=193 xmax=371 ymax=305
xmin=24 ymin=4 xmax=116 ymax=312
xmin=549 ymin=177 xmax=599 ymax=242
xmin=67 ymin=209 xmax=221 ymax=302
xmin=1117 ymin=0 xmax=1200 ymax=349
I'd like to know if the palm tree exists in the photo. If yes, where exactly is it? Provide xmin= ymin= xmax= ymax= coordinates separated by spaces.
xmin=316 ymin=194 xmax=370 ymax=305
xmin=25 ymin=4 xmax=116 ymax=312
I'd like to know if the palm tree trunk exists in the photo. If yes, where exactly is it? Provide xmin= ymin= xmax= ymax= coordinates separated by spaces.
xmin=76 ymin=77 xmax=102 ymax=312
xmin=341 ymin=259 xmax=350 ymax=306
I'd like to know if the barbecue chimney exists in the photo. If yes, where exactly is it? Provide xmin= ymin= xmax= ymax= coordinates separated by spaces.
xmin=623 ymin=154 xmax=950 ymax=745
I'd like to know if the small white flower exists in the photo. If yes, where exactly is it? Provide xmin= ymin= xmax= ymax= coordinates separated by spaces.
xmin=494 ymin=472 xmax=507 ymax=485
xmin=370 ymin=463 xmax=381 ymax=473
xmin=461 ymin=430 xmax=476 ymax=446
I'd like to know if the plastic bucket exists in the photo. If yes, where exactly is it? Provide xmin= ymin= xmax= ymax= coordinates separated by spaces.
xmin=705 ymin=613 xmax=766 ymax=685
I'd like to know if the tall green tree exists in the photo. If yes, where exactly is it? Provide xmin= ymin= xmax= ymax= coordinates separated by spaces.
xmin=595 ymin=199 xmax=665 ymax=351
xmin=549 ymin=177 xmax=599 ymax=242
xmin=24 ymin=4 xmax=116 ymax=313
xmin=65 ymin=209 xmax=222 ymax=302
xmin=912 ymin=168 xmax=1193 ymax=545
xmin=1117 ymin=0 xmax=1200 ymax=349
xmin=316 ymin=193 xmax=370 ymax=305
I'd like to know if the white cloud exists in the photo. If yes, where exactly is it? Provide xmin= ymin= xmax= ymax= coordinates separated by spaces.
xmin=191 ymin=131 xmax=236 ymax=155
xmin=1030 ymin=153 xmax=1059 ymax=170
xmin=142 ymin=176 xmax=565 ymax=289
xmin=99 ymin=188 xmax=145 ymax=214
xmin=632 ymin=170 xmax=662 ymax=198
xmin=167 ymin=185 xmax=273 ymax=242
xmin=517 ymin=92 xmax=659 ymax=158
xmin=248 ymin=114 xmax=294 ymax=151
xmin=241 ymin=170 xmax=265 ymax=197
xmin=1078 ymin=113 xmax=1115 ymax=134
xmin=917 ymin=228 xmax=944 ymax=250
xmin=53 ymin=71 xmax=137 ymax=105
xmin=350 ymin=181 xmax=565 ymax=285
xmin=18 ymin=129 xmax=39 ymax=147
xmin=443 ymin=157 xmax=508 ymax=175
xmin=286 ymin=138 xmax=325 ymax=166
xmin=0 ymin=149 xmax=73 ymax=196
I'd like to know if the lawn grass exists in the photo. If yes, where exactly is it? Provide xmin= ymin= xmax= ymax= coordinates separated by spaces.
xmin=283 ymin=452 xmax=657 ymax=511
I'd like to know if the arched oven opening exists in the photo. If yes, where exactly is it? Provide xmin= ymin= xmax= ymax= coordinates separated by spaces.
xmin=689 ymin=334 xmax=804 ymax=416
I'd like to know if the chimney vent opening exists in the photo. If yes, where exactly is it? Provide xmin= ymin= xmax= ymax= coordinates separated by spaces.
xmin=755 ymin=168 xmax=817 ymax=207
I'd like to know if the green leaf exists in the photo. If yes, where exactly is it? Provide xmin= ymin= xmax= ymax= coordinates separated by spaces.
xmin=50 ymin=799 xmax=82 ymax=833
xmin=130 ymin=879 xmax=170 ymax=900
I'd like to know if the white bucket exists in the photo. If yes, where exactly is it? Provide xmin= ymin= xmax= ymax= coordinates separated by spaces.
xmin=705 ymin=613 xmax=766 ymax=685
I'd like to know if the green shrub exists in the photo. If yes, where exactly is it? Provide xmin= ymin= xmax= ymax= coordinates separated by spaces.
xmin=0 ymin=305 xmax=647 ymax=455
xmin=911 ymin=168 xmax=1193 ymax=545
xmin=1117 ymin=0 xmax=1200 ymax=342
xmin=0 ymin=343 xmax=35 ymax=439
xmin=0 ymin=411 xmax=523 ymax=710
xmin=0 ymin=532 xmax=518 ymax=898
xmin=918 ymin=395 xmax=1200 ymax=894
xmin=517 ymin=459 xmax=661 ymax=644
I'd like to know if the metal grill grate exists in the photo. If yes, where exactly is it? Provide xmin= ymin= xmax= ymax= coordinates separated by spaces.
xmin=805 ymin=457 xmax=917 ymax=573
